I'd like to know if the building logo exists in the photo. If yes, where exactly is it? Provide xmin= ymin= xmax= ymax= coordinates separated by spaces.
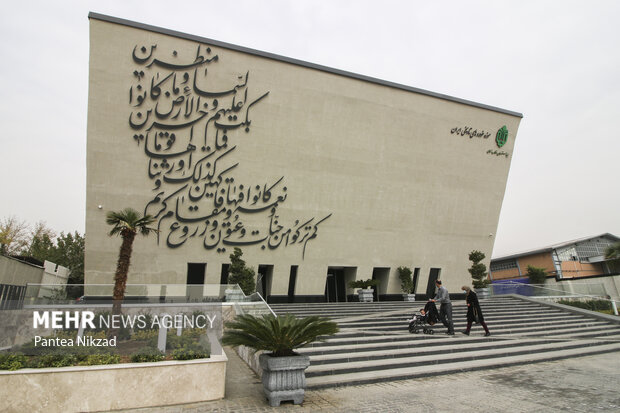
xmin=495 ymin=125 xmax=508 ymax=148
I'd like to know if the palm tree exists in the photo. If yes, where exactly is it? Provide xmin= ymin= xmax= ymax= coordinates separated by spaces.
xmin=222 ymin=313 xmax=339 ymax=357
xmin=106 ymin=208 xmax=157 ymax=313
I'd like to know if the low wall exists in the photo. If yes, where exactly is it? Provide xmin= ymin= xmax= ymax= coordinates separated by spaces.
xmin=0 ymin=255 xmax=43 ymax=286
xmin=0 ymin=354 xmax=227 ymax=412
xmin=237 ymin=344 xmax=264 ymax=377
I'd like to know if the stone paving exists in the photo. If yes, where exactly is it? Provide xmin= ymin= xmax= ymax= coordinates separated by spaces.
xmin=117 ymin=346 xmax=620 ymax=413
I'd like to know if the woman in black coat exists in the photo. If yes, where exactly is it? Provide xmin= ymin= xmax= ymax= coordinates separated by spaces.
xmin=461 ymin=286 xmax=490 ymax=336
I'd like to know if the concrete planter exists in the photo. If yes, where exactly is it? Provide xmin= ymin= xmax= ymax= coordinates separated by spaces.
xmin=403 ymin=293 xmax=416 ymax=302
xmin=0 ymin=355 xmax=227 ymax=412
xmin=357 ymin=288 xmax=374 ymax=302
xmin=259 ymin=353 xmax=310 ymax=407
xmin=475 ymin=287 xmax=490 ymax=299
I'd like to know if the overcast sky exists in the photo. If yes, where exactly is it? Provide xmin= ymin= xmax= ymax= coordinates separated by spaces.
xmin=1 ymin=0 xmax=618 ymax=257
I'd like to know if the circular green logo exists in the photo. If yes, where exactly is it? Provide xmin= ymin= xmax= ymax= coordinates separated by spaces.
xmin=496 ymin=126 xmax=508 ymax=148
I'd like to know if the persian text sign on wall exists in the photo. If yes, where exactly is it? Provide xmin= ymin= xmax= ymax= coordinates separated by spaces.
xmin=451 ymin=125 xmax=510 ymax=158
xmin=450 ymin=126 xmax=492 ymax=140
xmin=128 ymin=44 xmax=331 ymax=258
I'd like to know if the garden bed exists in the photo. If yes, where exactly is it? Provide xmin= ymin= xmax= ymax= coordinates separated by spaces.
xmin=0 ymin=354 xmax=227 ymax=412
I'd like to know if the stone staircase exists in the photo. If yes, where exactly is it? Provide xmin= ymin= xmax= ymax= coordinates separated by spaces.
xmin=270 ymin=296 xmax=620 ymax=389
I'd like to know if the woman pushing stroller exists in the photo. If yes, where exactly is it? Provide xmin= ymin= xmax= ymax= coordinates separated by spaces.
xmin=461 ymin=286 xmax=491 ymax=336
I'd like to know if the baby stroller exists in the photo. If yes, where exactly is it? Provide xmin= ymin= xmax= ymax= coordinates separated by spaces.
xmin=408 ymin=301 xmax=440 ymax=334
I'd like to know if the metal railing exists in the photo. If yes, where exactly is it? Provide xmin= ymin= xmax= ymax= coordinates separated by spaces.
xmin=229 ymin=289 xmax=276 ymax=317
xmin=490 ymin=281 xmax=618 ymax=315
xmin=0 ymin=283 xmax=276 ymax=318
xmin=19 ymin=283 xmax=246 ymax=306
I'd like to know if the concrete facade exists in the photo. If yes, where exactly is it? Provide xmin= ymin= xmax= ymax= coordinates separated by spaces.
xmin=85 ymin=14 xmax=522 ymax=302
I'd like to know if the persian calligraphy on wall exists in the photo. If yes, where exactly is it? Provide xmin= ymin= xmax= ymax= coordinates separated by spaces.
xmin=129 ymin=44 xmax=331 ymax=258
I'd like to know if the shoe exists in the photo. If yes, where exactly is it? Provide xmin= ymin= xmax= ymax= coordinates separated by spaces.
xmin=446 ymin=332 xmax=455 ymax=335
xmin=484 ymin=332 xmax=491 ymax=337
xmin=461 ymin=331 xmax=470 ymax=336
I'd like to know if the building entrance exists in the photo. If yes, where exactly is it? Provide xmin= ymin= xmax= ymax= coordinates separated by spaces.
xmin=426 ymin=268 xmax=441 ymax=299
xmin=186 ymin=263 xmax=206 ymax=302
xmin=257 ymin=264 xmax=273 ymax=301
xmin=325 ymin=268 xmax=346 ymax=302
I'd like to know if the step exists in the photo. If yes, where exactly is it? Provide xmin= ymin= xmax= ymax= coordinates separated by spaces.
xmin=301 ymin=324 xmax=620 ymax=356
xmin=270 ymin=295 xmax=620 ymax=389
xmin=312 ymin=320 xmax=619 ymax=344
xmin=305 ymin=337 xmax=561 ymax=363
xmin=300 ymin=335 xmax=501 ymax=355
xmin=305 ymin=341 xmax=620 ymax=388
xmin=305 ymin=339 xmax=609 ymax=377
xmin=335 ymin=320 xmax=614 ymax=337
xmin=335 ymin=314 xmax=592 ymax=328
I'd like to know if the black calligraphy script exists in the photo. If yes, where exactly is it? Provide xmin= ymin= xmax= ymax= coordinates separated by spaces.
xmin=129 ymin=44 xmax=331 ymax=258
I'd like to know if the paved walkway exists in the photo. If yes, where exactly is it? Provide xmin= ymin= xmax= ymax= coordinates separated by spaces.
xmin=119 ymin=347 xmax=620 ymax=412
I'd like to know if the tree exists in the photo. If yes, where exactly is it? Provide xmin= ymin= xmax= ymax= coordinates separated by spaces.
xmin=526 ymin=265 xmax=547 ymax=284
xmin=27 ymin=233 xmax=57 ymax=263
xmin=468 ymin=250 xmax=490 ymax=289
xmin=227 ymin=247 xmax=256 ymax=295
xmin=55 ymin=232 xmax=85 ymax=285
xmin=605 ymin=242 xmax=620 ymax=272
xmin=0 ymin=216 xmax=30 ymax=255
xmin=26 ymin=221 xmax=58 ymax=262
xmin=106 ymin=208 xmax=157 ymax=313
xmin=0 ymin=217 xmax=84 ymax=297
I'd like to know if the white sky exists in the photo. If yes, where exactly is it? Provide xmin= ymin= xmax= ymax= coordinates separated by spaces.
xmin=1 ymin=0 xmax=619 ymax=258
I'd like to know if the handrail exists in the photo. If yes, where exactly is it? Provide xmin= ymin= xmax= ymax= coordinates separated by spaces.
xmin=493 ymin=281 xmax=610 ymax=300
xmin=491 ymin=281 xmax=618 ymax=315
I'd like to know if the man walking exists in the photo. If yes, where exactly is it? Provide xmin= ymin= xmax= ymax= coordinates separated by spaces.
xmin=431 ymin=280 xmax=454 ymax=335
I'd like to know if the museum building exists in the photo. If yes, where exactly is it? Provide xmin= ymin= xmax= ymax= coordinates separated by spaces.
xmin=85 ymin=13 xmax=523 ymax=303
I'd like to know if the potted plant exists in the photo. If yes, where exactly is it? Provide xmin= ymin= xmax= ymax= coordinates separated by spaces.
xmin=397 ymin=266 xmax=415 ymax=301
xmin=468 ymin=250 xmax=490 ymax=299
xmin=222 ymin=313 xmax=338 ymax=407
xmin=348 ymin=278 xmax=380 ymax=302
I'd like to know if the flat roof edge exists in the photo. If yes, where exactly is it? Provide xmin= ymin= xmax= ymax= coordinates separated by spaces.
xmin=88 ymin=12 xmax=523 ymax=119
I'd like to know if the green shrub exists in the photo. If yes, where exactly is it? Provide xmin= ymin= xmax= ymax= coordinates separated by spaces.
xmin=132 ymin=329 xmax=158 ymax=341
xmin=130 ymin=348 xmax=165 ymax=363
xmin=77 ymin=354 xmax=121 ymax=366
xmin=526 ymin=265 xmax=548 ymax=284
xmin=27 ymin=354 xmax=77 ymax=368
xmin=145 ymin=328 xmax=207 ymax=350
xmin=0 ymin=353 xmax=27 ymax=371
xmin=171 ymin=342 xmax=210 ymax=361
xmin=133 ymin=312 xmax=154 ymax=332
xmin=164 ymin=333 xmax=197 ymax=350
xmin=348 ymin=279 xmax=380 ymax=289
xmin=557 ymin=299 xmax=612 ymax=312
